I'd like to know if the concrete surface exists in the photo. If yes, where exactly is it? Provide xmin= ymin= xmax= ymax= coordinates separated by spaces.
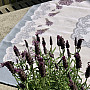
xmin=0 ymin=7 xmax=30 ymax=42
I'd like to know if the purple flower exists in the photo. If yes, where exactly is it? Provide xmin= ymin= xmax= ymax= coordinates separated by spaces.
xmin=36 ymin=34 xmax=40 ymax=42
xmin=24 ymin=40 xmax=28 ymax=48
xmin=85 ymin=62 xmax=90 ymax=78
xmin=26 ymin=65 xmax=29 ymax=70
xmin=26 ymin=52 xmax=33 ymax=65
xmin=37 ymin=56 xmax=43 ymax=62
xmin=38 ymin=61 xmax=46 ymax=77
xmin=57 ymin=35 xmax=65 ymax=49
xmin=66 ymin=40 xmax=70 ymax=48
xmin=69 ymin=79 xmax=77 ymax=90
xmin=21 ymin=50 xmax=27 ymax=58
xmin=74 ymin=52 xmax=82 ymax=69
xmin=45 ymin=18 xmax=53 ymax=26
xmin=75 ymin=37 xmax=77 ymax=47
xmin=14 ymin=68 xmax=22 ymax=73
xmin=44 ymin=46 xmax=47 ymax=54
xmin=18 ymin=70 xmax=27 ymax=82
xmin=48 ymin=11 xmax=60 ymax=17
xmin=67 ymin=48 xmax=71 ymax=58
xmin=35 ymin=41 xmax=40 ymax=55
xmin=42 ymin=37 xmax=46 ymax=47
xmin=77 ymin=39 xmax=84 ymax=49
xmin=0 ymin=61 xmax=15 ymax=74
xmin=13 ymin=45 xmax=20 ymax=57
xmin=58 ymin=0 xmax=73 ymax=6
xmin=50 ymin=36 xmax=53 ymax=45
xmin=62 ymin=56 xmax=68 ymax=69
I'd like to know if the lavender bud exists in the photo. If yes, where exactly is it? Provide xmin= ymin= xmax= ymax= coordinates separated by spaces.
xmin=67 ymin=48 xmax=70 ymax=58
xmin=57 ymin=35 xmax=61 ymax=46
xmin=77 ymin=39 xmax=84 ymax=49
xmin=62 ymin=56 xmax=68 ymax=69
xmin=2 ymin=61 xmax=15 ymax=74
xmin=13 ymin=45 xmax=20 ymax=57
xmin=21 ymin=50 xmax=27 ymax=58
xmin=26 ymin=52 xmax=33 ymax=65
xmin=55 ymin=63 xmax=58 ymax=69
xmin=69 ymin=79 xmax=77 ymax=90
xmin=57 ymin=35 xmax=65 ymax=49
xmin=36 ymin=34 xmax=40 ymax=42
xmin=26 ymin=65 xmax=29 ymax=70
xmin=61 ymin=41 xmax=65 ymax=49
xmin=39 ymin=62 xmax=46 ymax=77
xmin=24 ymin=40 xmax=28 ymax=48
xmin=44 ymin=46 xmax=47 ymax=54
xmin=50 ymin=36 xmax=53 ymax=45
xmin=75 ymin=37 xmax=77 ymax=46
xmin=85 ymin=63 xmax=90 ymax=78
xmin=66 ymin=40 xmax=70 ymax=48
xmin=35 ymin=42 xmax=40 ymax=55
xmin=42 ymin=37 xmax=46 ymax=47
xmin=16 ymin=59 xmax=18 ymax=64
xmin=14 ymin=68 xmax=22 ymax=73
xmin=18 ymin=70 xmax=27 ymax=82
xmin=74 ymin=52 xmax=82 ymax=69
xmin=37 ymin=56 xmax=43 ymax=62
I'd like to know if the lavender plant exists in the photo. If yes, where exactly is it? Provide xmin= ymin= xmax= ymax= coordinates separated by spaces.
xmin=0 ymin=35 xmax=90 ymax=90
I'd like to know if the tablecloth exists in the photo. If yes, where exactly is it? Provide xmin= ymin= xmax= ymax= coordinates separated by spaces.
xmin=0 ymin=0 xmax=90 ymax=86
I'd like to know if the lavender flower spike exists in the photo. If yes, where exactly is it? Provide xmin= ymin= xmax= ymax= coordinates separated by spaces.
xmin=77 ymin=39 xmax=84 ymax=49
xmin=50 ymin=36 xmax=53 ymax=45
xmin=13 ymin=45 xmax=20 ymax=57
xmin=75 ymin=37 xmax=77 ymax=47
xmin=39 ymin=62 xmax=46 ymax=77
xmin=57 ymin=35 xmax=65 ymax=49
xmin=74 ymin=52 xmax=82 ymax=69
xmin=62 ymin=56 xmax=68 ymax=69
xmin=18 ymin=70 xmax=27 ymax=82
xmin=42 ymin=37 xmax=46 ymax=47
xmin=0 ymin=61 xmax=15 ymax=74
xmin=36 ymin=34 xmax=40 ymax=42
xmin=26 ymin=52 xmax=33 ymax=65
xmin=85 ymin=62 xmax=90 ymax=78
xmin=66 ymin=40 xmax=70 ymax=48
xmin=24 ymin=40 xmax=28 ymax=48
xmin=69 ymin=79 xmax=78 ymax=90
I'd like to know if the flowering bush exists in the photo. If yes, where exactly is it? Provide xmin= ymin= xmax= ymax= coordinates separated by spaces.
xmin=0 ymin=35 xmax=90 ymax=90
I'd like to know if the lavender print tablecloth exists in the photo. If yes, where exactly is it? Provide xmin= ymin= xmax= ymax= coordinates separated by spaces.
xmin=0 ymin=0 xmax=90 ymax=86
